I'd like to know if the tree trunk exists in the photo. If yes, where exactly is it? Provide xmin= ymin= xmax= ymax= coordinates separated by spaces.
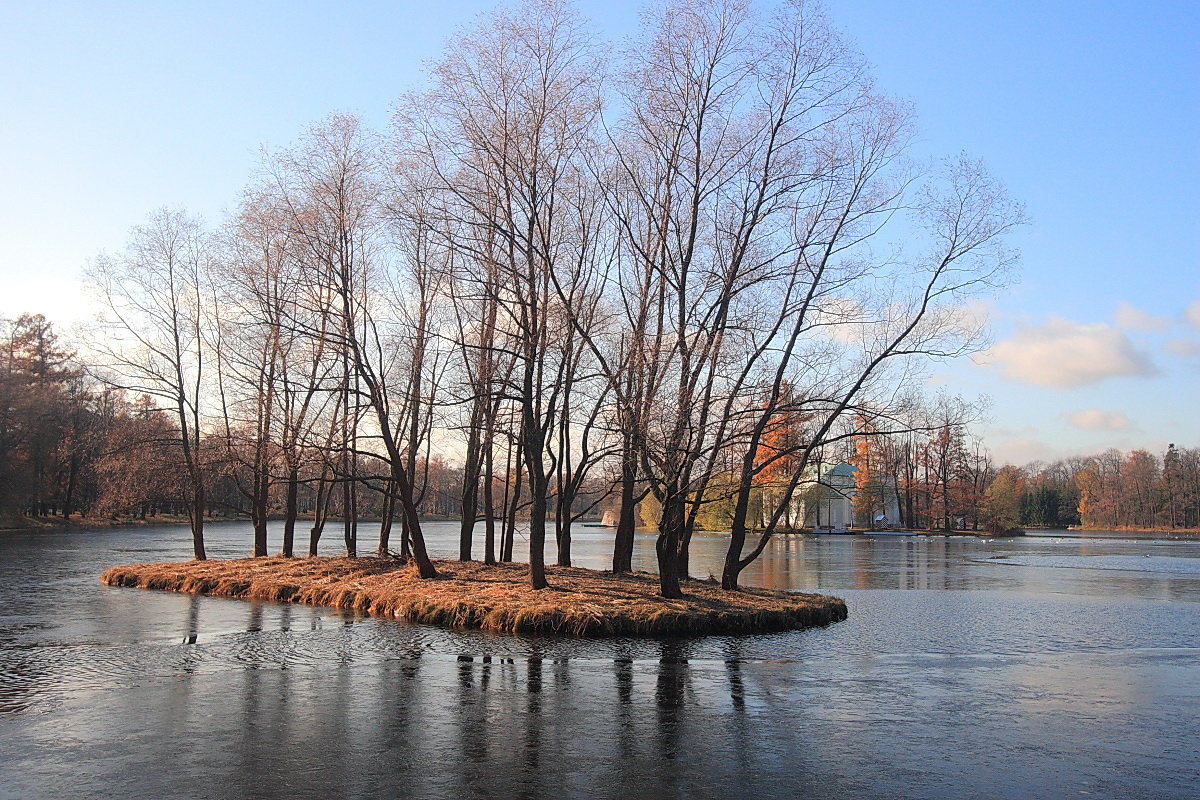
xmin=191 ymin=484 xmax=206 ymax=560
xmin=555 ymin=490 xmax=572 ymax=568
xmin=483 ymin=437 xmax=497 ymax=565
xmin=282 ymin=468 xmax=298 ymax=557
xmin=252 ymin=468 xmax=269 ymax=557
xmin=252 ymin=506 xmax=269 ymax=557
xmin=722 ymin=518 xmax=748 ymax=591
xmin=655 ymin=494 xmax=684 ymax=599
xmin=527 ymin=474 xmax=550 ymax=590
xmin=343 ymin=477 xmax=357 ymax=557
xmin=612 ymin=439 xmax=637 ymax=572
xmin=400 ymin=514 xmax=412 ymax=559
xmin=459 ymin=423 xmax=482 ymax=561
xmin=675 ymin=519 xmax=693 ymax=579
xmin=309 ymin=475 xmax=330 ymax=556
xmin=502 ymin=457 xmax=521 ymax=563
xmin=378 ymin=479 xmax=396 ymax=557
xmin=721 ymin=449 xmax=761 ymax=590
xmin=394 ymin=463 xmax=436 ymax=578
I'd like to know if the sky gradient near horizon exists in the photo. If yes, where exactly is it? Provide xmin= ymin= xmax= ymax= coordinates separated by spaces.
xmin=2 ymin=0 xmax=1197 ymax=466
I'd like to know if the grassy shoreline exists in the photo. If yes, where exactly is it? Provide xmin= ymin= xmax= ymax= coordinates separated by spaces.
xmin=101 ymin=556 xmax=848 ymax=637
xmin=0 ymin=514 xmax=194 ymax=533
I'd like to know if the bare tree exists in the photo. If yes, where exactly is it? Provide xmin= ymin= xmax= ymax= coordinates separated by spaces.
xmin=593 ymin=0 xmax=779 ymax=597
xmin=270 ymin=115 xmax=439 ymax=577
xmin=210 ymin=193 xmax=296 ymax=556
xmin=380 ymin=169 xmax=454 ymax=558
xmin=395 ymin=0 xmax=605 ymax=588
xmin=87 ymin=208 xmax=214 ymax=559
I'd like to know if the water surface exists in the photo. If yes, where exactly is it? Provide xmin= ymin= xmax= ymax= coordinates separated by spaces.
xmin=1 ymin=523 xmax=1197 ymax=799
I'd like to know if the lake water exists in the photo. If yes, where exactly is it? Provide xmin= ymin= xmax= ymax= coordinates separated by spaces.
xmin=1 ymin=522 xmax=1198 ymax=799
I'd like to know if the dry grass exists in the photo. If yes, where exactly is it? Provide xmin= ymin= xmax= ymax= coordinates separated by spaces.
xmin=101 ymin=557 xmax=847 ymax=637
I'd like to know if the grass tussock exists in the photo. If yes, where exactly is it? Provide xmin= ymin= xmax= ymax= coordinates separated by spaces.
xmin=100 ymin=557 xmax=847 ymax=637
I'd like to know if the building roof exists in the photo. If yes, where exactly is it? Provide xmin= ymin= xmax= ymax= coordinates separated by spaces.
xmin=826 ymin=462 xmax=856 ymax=478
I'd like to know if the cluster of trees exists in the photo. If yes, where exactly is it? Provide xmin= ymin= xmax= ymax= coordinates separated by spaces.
xmin=13 ymin=308 xmax=1192 ymax=545
xmin=833 ymin=438 xmax=1200 ymax=535
xmin=681 ymin=398 xmax=996 ymax=532
xmin=6 ymin=0 xmax=1024 ymax=596
xmin=2 ymin=313 xmax=97 ymax=520
xmin=797 ymin=425 xmax=1200 ymax=535
xmin=982 ymin=447 xmax=1200 ymax=532
xmin=0 ymin=313 xmax=470 ymax=527
xmin=839 ymin=402 xmax=995 ymax=532
xmin=0 ymin=314 xmax=183 ymax=522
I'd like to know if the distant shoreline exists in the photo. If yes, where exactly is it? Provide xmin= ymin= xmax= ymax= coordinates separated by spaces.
xmin=0 ymin=513 xmax=456 ymax=534
xmin=11 ymin=516 xmax=1200 ymax=539
xmin=0 ymin=515 xmax=193 ymax=533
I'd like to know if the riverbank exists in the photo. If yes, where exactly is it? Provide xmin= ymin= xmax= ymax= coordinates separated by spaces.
xmin=0 ymin=514 xmax=193 ymax=533
xmin=796 ymin=527 xmax=1025 ymax=537
xmin=1070 ymin=525 xmax=1200 ymax=536
xmin=100 ymin=556 xmax=847 ymax=636
xmin=2 ymin=513 xmax=458 ymax=534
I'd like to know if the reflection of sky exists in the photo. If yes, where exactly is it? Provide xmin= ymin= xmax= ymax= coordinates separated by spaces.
xmin=2 ymin=522 xmax=1199 ymax=798
xmin=733 ymin=530 xmax=1200 ymax=603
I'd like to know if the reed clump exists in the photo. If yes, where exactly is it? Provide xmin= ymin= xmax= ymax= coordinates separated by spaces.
xmin=101 ymin=557 xmax=847 ymax=636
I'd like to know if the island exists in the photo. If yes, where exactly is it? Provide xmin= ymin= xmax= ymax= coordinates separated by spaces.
xmin=101 ymin=557 xmax=847 ymax=637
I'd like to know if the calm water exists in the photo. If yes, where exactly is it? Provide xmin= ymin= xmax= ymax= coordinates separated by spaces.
xmin=1 ymin=522 xmax=1198 ymax=799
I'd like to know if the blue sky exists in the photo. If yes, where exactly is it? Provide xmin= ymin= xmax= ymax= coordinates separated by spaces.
xmin=1 ymin=0 xmax=1197 ymax=465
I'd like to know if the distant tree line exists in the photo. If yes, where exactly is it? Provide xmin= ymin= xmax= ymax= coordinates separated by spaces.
xmin=3 ymin=0 xmax=1027 ymax=596
xmin=0 ymin=313 xmax=473 ymax=526
xmin=1004 ymin=447 xmax=1200 ymax=531
xmin=0 ymin=314 xmax=194 ymax=522
xmin=817 ymin=424 xmax=1200 ymax=534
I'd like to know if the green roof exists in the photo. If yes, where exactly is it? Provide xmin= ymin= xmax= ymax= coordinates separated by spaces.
xmin=827 ymin=463 xmax=856 ymax=477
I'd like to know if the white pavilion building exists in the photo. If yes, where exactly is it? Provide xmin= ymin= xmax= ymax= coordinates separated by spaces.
xmin=803 ymin=462 xmax=901 ymax=531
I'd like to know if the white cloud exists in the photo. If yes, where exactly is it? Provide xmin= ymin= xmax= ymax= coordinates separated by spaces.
xmin=1165 ymin=338 xmax=1200 ymax=358
xmin=989 ymin=438 xmax=1060 ymax=467
xmin=1187 ymin=301 xmax=1200 ymax=331
xmin=986 ymin=316 xmax=1157 ymax=388
xmin=1114 ymin=301 xmax=1167 ymax=331
xmin=950 ymin=298 xmax=997 ymax=331
xmin=1062 ymin=409 xmax=1133 ymax=431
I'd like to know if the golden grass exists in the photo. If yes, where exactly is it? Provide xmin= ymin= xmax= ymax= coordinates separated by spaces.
xmin=101 ymin=557 xmax=847 ymax=637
